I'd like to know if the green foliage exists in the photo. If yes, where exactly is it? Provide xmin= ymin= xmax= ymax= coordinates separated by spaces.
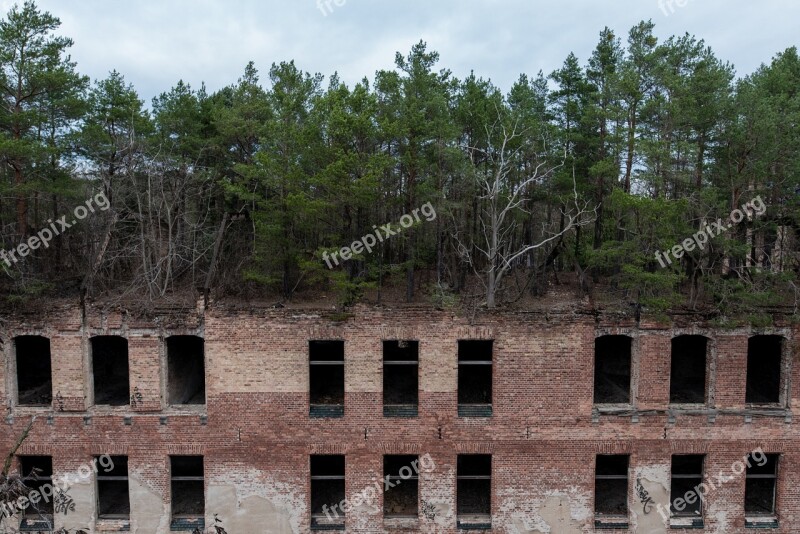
xmin=0 ymin=3 xmax=796 ymax=320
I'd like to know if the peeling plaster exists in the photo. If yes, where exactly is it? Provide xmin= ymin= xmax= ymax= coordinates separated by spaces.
xmin=207 ymin=467 xmax=304 ymax=534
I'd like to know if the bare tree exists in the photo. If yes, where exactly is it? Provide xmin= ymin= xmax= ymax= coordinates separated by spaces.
xmin=457 ymin=120 xmax=596 ymax=308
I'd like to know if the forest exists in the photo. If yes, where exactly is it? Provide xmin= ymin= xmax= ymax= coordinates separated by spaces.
xmin=0 ymin=1 xmax=798 ymax=319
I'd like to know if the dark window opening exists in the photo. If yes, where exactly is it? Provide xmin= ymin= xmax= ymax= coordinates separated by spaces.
xmin=15 ymin=336 xmax=52 ymax=407
xmin=746 ymin=336 xmax=782 ymax=405
xmin=383 ymin=341 xmax=418 ymax=418
xmin=311 ymin=455 xmax=345 ymax=530
xmin=91 ymin=336 xmax=130 ymax=406
xmin=745 ymin=453 xmax=778 ymax=518
xmin=457 ymin=454 xmax=491 ymax=529
xmin=20 ymin=456 xmax=53 ymax=530
xmin=458 ymin=340 xmax=492 ymax=417
xmin=593 ymin=336 xmax=632 ymax=404
xmin=167 ymin=336 xmax=206 ymax=405
xmin=670 ymin=455 xmax=704 ymax=519
xmin=171 ymin=456 xmax=204 ymax=530
xmin=595 ymin=455 xmax=629 ymax=526
xmin=670 ymin=336 xmax=707 ymax=404
xmin=97 ymin=456 xmax=129 ymax=519
xmin=384 ymin=455 xmax=418 ymax=518
xmin=310 ymin=341 xmax=345 ymax=418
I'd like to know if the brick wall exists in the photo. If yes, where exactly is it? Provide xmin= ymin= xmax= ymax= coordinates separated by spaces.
xmin=0 ymin=302 xmax=797 ymax=533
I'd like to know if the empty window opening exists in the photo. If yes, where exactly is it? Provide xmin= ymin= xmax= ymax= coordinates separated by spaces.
xmin=15 ymin=336 xmax=52 ymax=407
xmin=595 ymin=455 xmax=629 ymax=527
xmin=745 ymin=453 xmax=778 ymax=520
xmin=670 ymin=336 xmax=707 ymax=404
xmin=384 ymin=341 xmax=419 ymax=417
xmin=746 ymin=336 xmax=783 ymax=405
xmin=594 ymin=336 xmax=632 ymax=404
xmin=670 ymin=455 xmax=704 ymax=523
xmin=384 ymin=455 xmax=419 ymax=518
xmin=310 ymin=341 xmax=345 ymax=418
xmin=91 ymin=336 xmax=130 ymax=406
xmin=97 ymin=456 xmax=130 ymax=520
xmin=171 ymin=456 xmax=204 ymax=531
xmin=20 ymin=456 xmax=53 ymax=530
xmin=457 ymin=454 xmax=491 ymax=529
xmin=310 ymin=455 xmax=345 ymax=530
xmin=458 ymin=340 xmax=492 ymax=417
xmin=167 ymin=336 xmax=206 ymax=405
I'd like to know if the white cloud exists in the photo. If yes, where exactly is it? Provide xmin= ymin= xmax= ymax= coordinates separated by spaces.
xmin=8 ymin=0 xmax=800 ymax=100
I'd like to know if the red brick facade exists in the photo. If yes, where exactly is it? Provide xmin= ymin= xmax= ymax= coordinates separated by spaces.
xmin=1 ymin=301 xmax=798 ymax=533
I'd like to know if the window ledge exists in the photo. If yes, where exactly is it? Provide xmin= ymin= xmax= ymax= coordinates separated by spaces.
xmin=457 ymin=405 xmax=493 ymax=418
xmin=20 ymin=516 xmax=54 ymax=532
xmin=745 ymin=517 xmax=778 ymax=529
xmin=593 ymin=405 xmax=634 ymax=414
xmin=165 ymin=405 xmax=207 ymax=414
xmin=670 ymin=517 xmax=704 ymax=529
xmin=384 ymin=516 xmax=419 ymax=529
xmin=594 ymin=517 xmax=629 ymax=530
xmin=310 ymin=516 xmax=345 ymax=530
xmin=310 ymin=405 xmax=344 ymax=418
xmin=384 ymin=405 xmax=418 ymax=418
xmin=96 ymin=518 xmax=131 ymax=531
xmin=170 ymin=517 xmax=204 ymax=531
xmin=457 ymin=514 xmax=492 ymax=529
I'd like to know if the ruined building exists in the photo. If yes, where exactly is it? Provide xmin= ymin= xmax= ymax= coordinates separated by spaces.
xmin=0 ymin=300 xmax=798 ymax=533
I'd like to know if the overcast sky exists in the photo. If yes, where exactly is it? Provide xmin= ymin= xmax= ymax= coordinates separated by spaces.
xmin=4 ymin=1 xmax=799 ymax=102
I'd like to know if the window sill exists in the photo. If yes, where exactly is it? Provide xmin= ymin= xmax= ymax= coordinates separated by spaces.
xmin=96 ymin=518 xmax=131 ymax=531
xmin=594 ymin=517 xmax=629 ymax=530
xmin=457 ymin=514 xmax=492 ymax=529
xmin=384 ymin=516 xmax=419 ymax=529
xmin=310 ymin=405 xmax=344 ymax=418
xmin=458 ymin=405 xmax=492 ymax=417
xmin=170 ymin=517 xmax=205 ymax=531
xmin=745 ymin=517 xmax=778 ymax=529
xmin=593 ymin=404 xmax=634 ymax=414
xmin=20 ymin=516 xmax=54 ymax=532
xmin=670 ymin=517 xmax=704 ymax=529
xmin=310 ymin=516 xmax=345 ymax=530
xmin=384 ymin=405 xmax=418 ymax=418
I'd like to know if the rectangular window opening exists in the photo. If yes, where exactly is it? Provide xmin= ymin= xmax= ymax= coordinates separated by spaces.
xmin=19 ymin=456 xmax=54 ymax=530
xmin=310 ymin=340 xmax=345 ymax=418
xmin=595 ymin=455 xmax=629 ymax=528
xmin=746 ymin=336 xmax=783 ymax=405
xmin=383 ymin=341 xmax=419 ymax=418
xmin=167 ymin=336 xmax=206 ymax=406
xmin=311 ymin=455 xmax=345 ymax=530
xmin=92 ymin=336 xmax=130 ymax=406
xmin=594 ymin=336 xmax=632 ymax=405
xmin=384 ymin=455 xmax=419 ymax=519
xmin=171 ymin=456 xmax=204 ymax=531
xmin=670 ymin=336 xmax=707 ymax=405
xmin=745 ymin=453 xmax=778 ymax=525
xmin=457 ymin=454 xmax=491 ymax=529
xmin=15 ymin=336 xmax=52 ymax=407
xmin=670 ymin=455 xmax=704 ymax=525
xmin=97 ymin=456 xmax=130 ymax=520
xmin=458 ymin=340 xmax=492 ymax=417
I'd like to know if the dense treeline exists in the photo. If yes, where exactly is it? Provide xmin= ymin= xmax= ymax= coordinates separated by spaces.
xmin=0 ymin=1 xmax=797 ymax=317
